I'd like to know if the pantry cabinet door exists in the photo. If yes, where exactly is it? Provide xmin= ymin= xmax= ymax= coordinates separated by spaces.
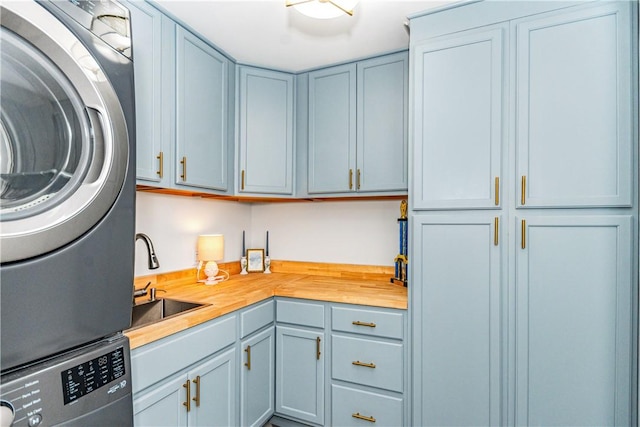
xmin=515 ymin=2 xmax=633 ymax=208
xmin=515 ymin=215 xmax=633 ymax=426
xmin=411 ymin=214 xmax=503 ymax=426
xmin=412 ymin=26 xmax=505 ymax=210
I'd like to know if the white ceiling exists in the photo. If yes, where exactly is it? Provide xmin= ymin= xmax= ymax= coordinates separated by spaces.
xmin=155 ymin=0 xmax=454 ymax=72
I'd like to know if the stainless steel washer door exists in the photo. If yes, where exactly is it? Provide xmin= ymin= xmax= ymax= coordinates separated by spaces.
xmin=0 ymin=1 xmax=128 ymax=263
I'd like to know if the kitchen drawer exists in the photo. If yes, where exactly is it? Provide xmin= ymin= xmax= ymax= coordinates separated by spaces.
xmin=276 ymin=299 xmax=325 ymax=328
xmin=240 ymin=299 xmax=274 ymax=338
xmin=332 ymin=306 xmax=403 ymax=340
xmin=332 ymin=335 xmax=403 ymax=392
xmin=331 ymin=384 xmax=403 ymax=427
xmin=131 ymin=314 xmax=237 ymax=393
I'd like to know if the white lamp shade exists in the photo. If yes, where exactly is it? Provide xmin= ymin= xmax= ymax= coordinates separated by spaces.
xmin=197 ymin=234 xmax=224 ymax=262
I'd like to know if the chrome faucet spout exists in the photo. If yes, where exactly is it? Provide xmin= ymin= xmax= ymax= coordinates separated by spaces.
xmin=136 ymin=233 xmax=160 ymax=270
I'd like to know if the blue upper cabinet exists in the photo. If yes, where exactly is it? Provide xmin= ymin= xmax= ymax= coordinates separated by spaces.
xmin=357 ymin=53 xmax=408 ymax=193
xmin=516 ymin=2 xmax=633 ymax=208
xmin=307 ymin=52 xmax=408 ymax=196
xmin=175 ymin=27 xmax=229 ymax=192
xmin=237 ymin=67 xmax=294 ymax=195
xmin=412 ymin=26 xmax=504 ymax=210
xmin=127 ymin=1 xmax=168 ymax=186
xmin=308 ymin=63 xmax=357 ymax=194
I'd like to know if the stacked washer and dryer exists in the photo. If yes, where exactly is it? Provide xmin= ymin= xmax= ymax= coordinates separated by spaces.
xmin=0 ymin=1 xmax=137 ymax=425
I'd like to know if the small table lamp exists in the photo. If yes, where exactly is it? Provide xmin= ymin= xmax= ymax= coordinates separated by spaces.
xmin=197 ymin=234 xmax=224 ymax=285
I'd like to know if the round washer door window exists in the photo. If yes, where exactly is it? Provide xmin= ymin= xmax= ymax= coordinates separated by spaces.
xmin=0 ymin=2 xmax=128 ymax=263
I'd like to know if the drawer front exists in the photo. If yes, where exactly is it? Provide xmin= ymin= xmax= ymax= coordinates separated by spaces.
xmin=331 ymin=384 xmax=403 ymax=427
xmin=332 ymin=306 xmax=404 ymax=339
xmin=132 ymin=314 xmax=237 ymax=393
xmin=332 ymin=335 xmax=403 ymax=392
xmin=241 ymin=299 xmax=274 ymax=338
xmin=276 ymin=299 xmax=325 ymax=328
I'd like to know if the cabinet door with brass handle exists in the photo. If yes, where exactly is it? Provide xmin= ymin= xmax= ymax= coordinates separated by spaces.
xmin=186 ymin=348 xmax=236 ymax=426
xmin=514 ymin=215 xmax=632 ymax=425
xmin=240 ymin=328 xmax=275 ymax=427
xmin=175 ymin=27 xmax=228 ymax=192
xmin=412 ymin=28 xmax=504 ymax=210
xmin=412 ymin=214 xmax=502 ymax=425
xmin=275 ymin=326 xmax=325 ymax=425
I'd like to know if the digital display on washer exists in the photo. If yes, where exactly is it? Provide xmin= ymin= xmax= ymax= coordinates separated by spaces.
xmin=61 ymin=346 xmax=126 ymax=405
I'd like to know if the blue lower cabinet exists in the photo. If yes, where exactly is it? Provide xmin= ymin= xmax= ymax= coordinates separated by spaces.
xmin=275 ymin=325 xmax=325 ymax=425
xmin=241 ymin=327 xmax=275 ymax=427
xmin=331 ymin=384 xmax=403 ymax=427
xmin=133 ymin=348 xmax=236 ymax=427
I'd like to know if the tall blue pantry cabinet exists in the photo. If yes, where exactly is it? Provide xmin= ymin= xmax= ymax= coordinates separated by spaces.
xmin=408 ymin=1 xmax=638 ymax=426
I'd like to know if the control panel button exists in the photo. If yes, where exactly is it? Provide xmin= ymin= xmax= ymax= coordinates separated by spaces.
xmin=28 ymin=414 xmax=43 ymax=427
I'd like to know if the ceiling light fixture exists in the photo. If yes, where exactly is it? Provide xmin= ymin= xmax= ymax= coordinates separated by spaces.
xmin=285 ymin=0 xmax=359 ymax=19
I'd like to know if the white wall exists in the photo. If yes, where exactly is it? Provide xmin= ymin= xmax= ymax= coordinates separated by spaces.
xmin=134 ymin=192 xmax=251 ymax=275
xmin=135 ymin=192 xmax=401 ymax=276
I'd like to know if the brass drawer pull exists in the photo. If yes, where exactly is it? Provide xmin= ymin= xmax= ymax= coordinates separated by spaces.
xmin=494 ymin=176 xmax=499 ymax=205
xmin=521 ymin=219 xmax=526 ymax=249
xmin=357 ymin=169 xmax=361 ymax=190
xmin=241 ymin=170 xmax=245 ymax=190
xmin=352 ymin=321 xmax=376 ymax=328
xmin=183 ymin=379 xmax=191 ymax=412
xmin=180 ymin=156 xmax=187 ymax=181
xmin=521 ymin=175 xmax=526 ymax=205
xmin=245 ymin=345 xmax=251 ymax=370
xmin=157 ymin=151 xmax=164 ymax=178
xmin=494 ymin=217 xmax=499 ymax=246
xmin=349 ymin=169 xmax=353 ymax=190
xmin=352 ymin=360 xmax=376 ymax=369
xmin=352 ymin=413 xmax=376 ymax=423
xmin=192 ymin=375 xmax=200 ymax=407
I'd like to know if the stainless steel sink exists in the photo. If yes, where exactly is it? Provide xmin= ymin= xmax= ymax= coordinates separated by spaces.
xmin=129 ymin=298 xmax=208 ymax=330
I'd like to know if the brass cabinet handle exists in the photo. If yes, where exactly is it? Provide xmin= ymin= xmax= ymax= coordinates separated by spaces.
xmin=180 ymin=156 xmax=187 ymax=181
xmin=241 ymin=170 xmax=245 ymax=190
xmin=357 ymin=169 xmax=361 ymax=190
xmin=192 ymin=375 xmax=200 ymax=407
xmin=352 ymin=321 xmax=376 ymax=328
xmin=352 ymin=360 xmax=376 ymax=369
xmin=245 ymin=345 xmax=251 ymax=370
xmin=494 ymin=217 xmax=499 ymax=246
xmin=349 ymin=169 xmax=353 ymax=190
xmin=521 ymin=175 xmax=526 ymax=205
xmin=156 ymin=151 xmax=164 ymax=178
xmin=183 ymin=379 xmax=191 ymax=412
xmin=521 ymin=219 xmax=526 ymax=249
xmin=494 ymin=176 xmax=499 ymax=205
xmin=352 ymin=413 xmax=376 ymax=423
xmin=316 ymin=337 xmax=321 ymax=360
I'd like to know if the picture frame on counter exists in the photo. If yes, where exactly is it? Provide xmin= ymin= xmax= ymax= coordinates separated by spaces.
xmin=246 ymin=248 xmax=265 ymax=272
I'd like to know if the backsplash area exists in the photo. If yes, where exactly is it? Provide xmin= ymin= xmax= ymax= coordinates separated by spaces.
xmin=135 ymin=192 xmax=400 ymax=276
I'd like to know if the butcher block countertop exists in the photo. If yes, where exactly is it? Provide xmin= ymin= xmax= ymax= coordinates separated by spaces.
xmin=125 ymin=260 xmax=408 ymax=349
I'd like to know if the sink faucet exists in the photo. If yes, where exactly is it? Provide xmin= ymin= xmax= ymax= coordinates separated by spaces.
xmin=133 ymin=281 xmax=152 ymax=301
xmin=136 ymin=233 xmax=160 ymax=270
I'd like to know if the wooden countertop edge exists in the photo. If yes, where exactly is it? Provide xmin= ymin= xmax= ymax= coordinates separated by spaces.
xmin=125 ymin=271 xmax=407 ymax=349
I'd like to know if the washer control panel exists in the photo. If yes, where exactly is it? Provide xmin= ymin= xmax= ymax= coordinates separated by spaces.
xmin=0 ymin=336 xmax=131 ymax=426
